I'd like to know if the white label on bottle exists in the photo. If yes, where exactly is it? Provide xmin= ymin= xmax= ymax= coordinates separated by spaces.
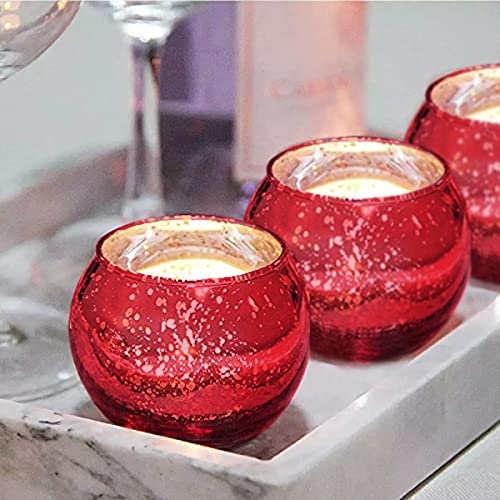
xmin=235 ymin=1 xmax=366 ymax=182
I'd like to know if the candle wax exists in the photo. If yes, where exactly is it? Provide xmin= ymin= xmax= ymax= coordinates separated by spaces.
xmin=466 ymin=104 xmax=500 ymax=123
xmin=306 ymin=177 xmax=410 ymax=199
xmin=138 ymin=257 xmax=248 ymax=280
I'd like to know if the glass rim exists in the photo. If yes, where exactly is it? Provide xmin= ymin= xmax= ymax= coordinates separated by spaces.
xmin=425 ymin=63 xmax=500 ymax=127
xmin=95 ymin=215 xmax=289 ymax=286
xmin=265 ymin=136 xmax=451 ymax=205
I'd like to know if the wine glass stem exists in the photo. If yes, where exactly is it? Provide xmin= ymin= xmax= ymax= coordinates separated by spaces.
xmin=122 ymin=40 xmax=165 ymax=220
xmin=0 ymin=313 xmax=26 ymax=347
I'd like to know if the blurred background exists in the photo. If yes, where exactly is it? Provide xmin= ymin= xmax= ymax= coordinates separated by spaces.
xmin=0 ymin=1 xmax=498 ymax=197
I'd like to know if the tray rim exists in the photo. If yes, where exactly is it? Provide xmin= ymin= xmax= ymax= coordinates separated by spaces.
xmin=0 ymin=286 xmax=498 ymax=490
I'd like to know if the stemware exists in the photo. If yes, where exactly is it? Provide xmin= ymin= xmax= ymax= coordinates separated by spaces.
xmin=246 ymin=137 xmax=471 ymax=360
xmin=33 ymin=1 xmax=197 ymax=309
xmin=0 ymin=0 xmax=80 ymax=400
xmin=406 ymin=64 xmax=500 ymax=283
xmin=69 ymin=215 xmax=309 ymax=447
xmin=99 ymin=0 xmax=196 ymax=219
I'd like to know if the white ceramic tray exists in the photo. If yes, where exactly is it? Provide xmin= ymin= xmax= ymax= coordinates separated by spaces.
xmin=0 ymin=155 xmax=499 ymax=499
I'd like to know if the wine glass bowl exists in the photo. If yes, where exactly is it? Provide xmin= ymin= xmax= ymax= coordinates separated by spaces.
xmin=406 ymin=64 xmax=500 ymax=283
xmin=69 ymin=216 xmax=310 ymax=447
xmin=0 ymin=0 xmax=81 ymax=400
xmin=0 ymin=1 xmax=80 ymax=80
xmin=246 ymin=137 xmax=471 ymax=361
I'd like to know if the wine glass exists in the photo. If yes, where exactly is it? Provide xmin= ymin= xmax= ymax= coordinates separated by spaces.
xmin=33 ymin=1 xmax=197 ymax=311
xmin=0 ymin=0 xmax=80 ymax=401
xmin=98 ymin=0 xmax=196 ymax=219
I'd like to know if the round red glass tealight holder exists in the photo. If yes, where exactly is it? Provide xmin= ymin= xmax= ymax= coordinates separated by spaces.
xmin=246 ymin=137 xmax=471 ymax=361
xmin=406 ymin=64 xmax=500 ymax=283
xmin=69 ymin=215 xmax=309 ymax=448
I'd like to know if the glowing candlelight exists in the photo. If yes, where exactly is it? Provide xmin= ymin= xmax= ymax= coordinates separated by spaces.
xmin=102 ymin=217 xmax=283 ymax=282
xmin=466 ymin=104 xmax=500 ymax=124
xmin=306 ymin=177 xmax=411 ymax=199
xmin=138 ymin=256 xmax=248 ymax=280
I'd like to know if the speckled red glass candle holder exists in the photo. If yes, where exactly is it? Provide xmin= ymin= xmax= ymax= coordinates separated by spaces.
xmin=246 ymin=137 xmax=471 ymax=361
xmin=406 ymin=64 xmax=500 ymax=283
xmin=69 ymin=216 xmax=309 ymax=448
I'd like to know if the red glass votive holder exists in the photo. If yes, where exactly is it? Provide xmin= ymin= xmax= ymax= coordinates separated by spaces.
xmin=69 ymin=216 xmax=309 ymax=448
xmin=246 ymin=137 xmax=471 ymax=361
xmin=406 ymin=64 xmax=500 ymax=282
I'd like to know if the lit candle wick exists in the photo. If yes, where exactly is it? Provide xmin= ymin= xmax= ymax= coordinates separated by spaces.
xmin=306 ymin=177 xmax=410 ymax=199
xmin=138 ymin=257 xmax=248 ymax=281
xmin=466 ymin=104 xmax=500 ymax=124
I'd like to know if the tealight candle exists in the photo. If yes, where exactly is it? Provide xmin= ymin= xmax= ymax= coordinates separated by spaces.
xmin=465 ymin=104 xmax=500 ymax=124
xmin=306 ymin=177 xmax=410 ymax=199
xmin=407 ymin=63 xmax=500 ymax=282
xmin=138 ymin=256 xmax=248 ymax=280
xmin=246 ymin=137 xmax=470 ymax=360
xmin=69 ymin=216 xmax=310 ymax=447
